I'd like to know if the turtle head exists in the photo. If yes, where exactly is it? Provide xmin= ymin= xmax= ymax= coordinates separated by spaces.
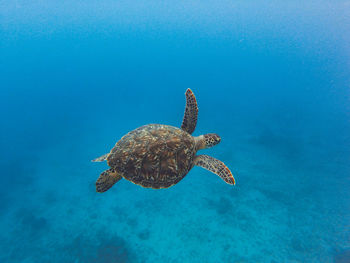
xmin=195 ymin=133 xmax=221 ymax=150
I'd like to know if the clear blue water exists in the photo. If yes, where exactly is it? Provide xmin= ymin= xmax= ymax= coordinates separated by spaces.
xmin=1 ymin=1 xmax=350 ymax=262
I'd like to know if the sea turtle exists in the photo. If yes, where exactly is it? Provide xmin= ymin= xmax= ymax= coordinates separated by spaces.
xmin=92 ymin=89 xmax=235 ymax=192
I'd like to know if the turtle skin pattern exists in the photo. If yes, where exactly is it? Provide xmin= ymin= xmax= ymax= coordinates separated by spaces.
xmin=107 ymin=124 xmax=196 ymax=189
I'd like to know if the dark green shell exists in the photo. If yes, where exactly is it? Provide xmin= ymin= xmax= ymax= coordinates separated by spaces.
xmin=107 ymin=124 xmax=196 ymax=189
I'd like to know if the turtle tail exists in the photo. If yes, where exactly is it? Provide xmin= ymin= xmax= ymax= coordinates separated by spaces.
xmin=96 ymin=168 xmax=122 ymax=193
xmin=91 ymin=153 xmax=109 ymax=162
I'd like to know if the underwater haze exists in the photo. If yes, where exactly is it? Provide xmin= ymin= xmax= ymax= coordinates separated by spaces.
xmin=1 ymin=1 xmax=350 ymax=262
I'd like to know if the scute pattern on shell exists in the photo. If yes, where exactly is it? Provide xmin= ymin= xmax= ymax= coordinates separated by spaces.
xmin=107 ymin=124 xmax=196 ymax=189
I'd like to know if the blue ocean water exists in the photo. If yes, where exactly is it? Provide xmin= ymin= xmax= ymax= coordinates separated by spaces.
xmin=1 ymin=1 xmax=350 ymax=262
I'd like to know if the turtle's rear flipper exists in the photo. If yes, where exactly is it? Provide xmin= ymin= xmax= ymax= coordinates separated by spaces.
xmin=96 ymin=168 xmax=122 ymax=193
xmin=92 ymin=153 xmax=109 ymax=162
xmin=194 ymin=155 xmax=235 ymax=185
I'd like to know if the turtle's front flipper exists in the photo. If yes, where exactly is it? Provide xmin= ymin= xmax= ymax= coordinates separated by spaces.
xmin=194 ymin=155 xmax=235 ymax=185
xmin=91 ymin=153 xmax=109 ymax=162
xmin=96 ymin=168 xmax=122 ymax=193
xmin=181 ymin=88 xmax=198 ymax=135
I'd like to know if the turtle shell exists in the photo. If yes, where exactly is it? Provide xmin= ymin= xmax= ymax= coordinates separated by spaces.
xmin=107 ymin=124 xmax=196 ymax=189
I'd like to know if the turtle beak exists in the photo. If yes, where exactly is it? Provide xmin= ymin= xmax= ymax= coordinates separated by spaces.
xmin=212 ymin=134 xmax=221 ymax=146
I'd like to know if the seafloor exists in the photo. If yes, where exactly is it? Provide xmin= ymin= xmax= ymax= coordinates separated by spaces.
xmin=1 ymin=110 xmax=349 ymax=262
